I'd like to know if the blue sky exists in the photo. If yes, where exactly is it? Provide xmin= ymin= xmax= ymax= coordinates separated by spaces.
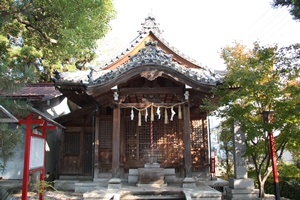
xmin=96 ymin=0 xmax=300 ymax=70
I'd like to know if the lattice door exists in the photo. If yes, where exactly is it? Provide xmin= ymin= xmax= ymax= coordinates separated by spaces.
xmin=191 ymin=119 xmax=208 ymax=167
xmin=83 ymin=133 xmax=92 ymax=174
xmin=125 ymin=117 xmax=183 ymax=167
xmin=99 ymin=119 xmax=112 ymax=172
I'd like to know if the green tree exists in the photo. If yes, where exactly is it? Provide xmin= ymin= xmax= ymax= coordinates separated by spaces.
xmin=204 ymin=42 xmax=300 ymax=197
xmin=218 ymin=119 xmax=234 ymax=179
xmin=273 ymin=0 xmax=300 ymax=21
xmin=0 ymin=0 xmax=116 ymax=81
xmin=0 ymin=0 xmax=115 ymax=172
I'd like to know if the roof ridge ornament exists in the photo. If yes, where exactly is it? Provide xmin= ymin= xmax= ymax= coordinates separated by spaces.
xmin=87 ymin=39 xmax=223 ymax=86
xmin=138 ymin=13 xmax=163 ymax=35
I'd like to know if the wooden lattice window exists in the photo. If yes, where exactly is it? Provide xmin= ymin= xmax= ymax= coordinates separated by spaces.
xmin=125 ymin=119 xmax=137 ymax=160
xmin=99 ymin=120 xmax=112 ymax=149
xmin=64 ymin=132 xmax=80 ymax=155
xmin=138 ymin=121 xmax=151 ymax=161
xmin=99 ymin=119 xmax=112 ymax=172
xmin=191 ymin=120 xmax=204 ymax=148
xmin=191 ymin=119 xmax=208 ymax=165
xmin=125 ymin=117 xmax=183 ymax=166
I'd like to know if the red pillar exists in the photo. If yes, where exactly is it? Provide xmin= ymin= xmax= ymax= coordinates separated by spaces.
xmin=22 ymin=114 xmax=32 ymax=200
xmin=269 ymin=131 xmax=280 ymax=200
xmin=39 ymin=122 xmax=47 ymax=200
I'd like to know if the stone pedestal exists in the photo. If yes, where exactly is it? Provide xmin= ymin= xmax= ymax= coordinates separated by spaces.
xmin=225 ymin=123 xmax=259 ymax=199
xmin=144 ymin=163 xmax=160 ymax=168
xmin=225 ymin=185 xmax=259 ymax=200
xmin=137 ymin=163 xmax=166 ymax=187
xmin=229 ymin=178 xmax=254 ymax=189
xmin=108 ymin=178 xmax=122 ymax=189
xmin=182 ymin=177 xmax=196 ymax=188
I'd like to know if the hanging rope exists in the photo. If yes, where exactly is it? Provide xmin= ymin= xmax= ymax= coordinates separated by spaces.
xmin=120 ymin=102 xmax=186 ymax=126
xmin=150 ymin=104 xmax=154 ymax=121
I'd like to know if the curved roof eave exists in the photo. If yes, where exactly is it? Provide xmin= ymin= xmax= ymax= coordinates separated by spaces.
xmin=87 ymin=63 xmax=219 ymax=97
xmin=102 ymin=30 xmax=208 ymax=71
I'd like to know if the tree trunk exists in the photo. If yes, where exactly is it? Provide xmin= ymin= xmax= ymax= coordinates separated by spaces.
xmin=257 ymin=172 xmax=270 ymax=198
xmin=258 ymin=179 xmax=266 ymax=198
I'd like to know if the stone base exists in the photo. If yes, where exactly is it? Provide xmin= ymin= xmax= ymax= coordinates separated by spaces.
xmin=138 ymin=167 xmax=164 ymax=185
xmin=144 ymin=163 xmax=160 ymax=168
xmin=108 ymin=178 xmax=122 ymax=189
xmin=229 ymin=178 xmax=254 ymax=189
xmin=128 ymin=168 xmax=176 ymax=183
xmin=225 ymin=187 xmax=259 ymax=199
xmin=137 ymin=183 xmax=167 ymax=187
xmin=225 ymin=178 xmax=259 ymax=200
xmin=182 ymin=177 xmax=196 ymax=188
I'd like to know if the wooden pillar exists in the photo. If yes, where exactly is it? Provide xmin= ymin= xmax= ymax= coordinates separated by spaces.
xmin=112 ymin=105 xmax=121 ymax=178
xmin=93 ymin=116 xmax=100 ymax=180
xmin=183 ymin=102 xmax=192 ymax=177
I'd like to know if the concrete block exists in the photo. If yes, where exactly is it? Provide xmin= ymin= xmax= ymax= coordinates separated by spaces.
xmin=54 ymin=180 xmax=79 ymax=191
xmin=163 ymin=168 xmax=175 ymax=175
xmin=75 ymin=182 xmax=98 ymax=193
xmin=229 ymin=178 xmax=254 ymax=189
xmin=128 ymin=175 xmax=138 ymax=183
xmin=138 ymin=167 xmax=164 ymax=184
xmin=164 ymin=168 xmax=176 ymax=182
xmin=182 ymin=177 xmax=196 ymax=188
xmin=129 ymin=169 xmax=138 ymax=175
xmin=144 ymin=163 xmax=160 ymax=168
xmin=108 ymin=178 xmax=122 ymax=189
xmin=165 ymin=175 xmax=176 ymax=182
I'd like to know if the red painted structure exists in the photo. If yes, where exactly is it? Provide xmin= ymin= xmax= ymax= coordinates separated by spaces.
xmin=19 ymin=112 xmax=61 ymax=200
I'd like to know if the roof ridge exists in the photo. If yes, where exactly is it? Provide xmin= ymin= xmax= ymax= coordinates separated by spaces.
xmin=138 ymin=13 xmax=163 ymax=35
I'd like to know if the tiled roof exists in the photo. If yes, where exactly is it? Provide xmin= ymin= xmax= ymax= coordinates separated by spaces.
xmin=53 ymin=15 xmax=225 ymax=86
xmin=0 ymin=83 xmax=61 ymax=100
xmin=101 ymin=14 xmax=208 ymax=70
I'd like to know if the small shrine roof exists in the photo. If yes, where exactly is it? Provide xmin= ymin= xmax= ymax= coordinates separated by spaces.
xmin=1 ymin=83 xmax=62 ymax=101
xmin=53 ymin=14 xmax=224 ymax=86
xmin=53 ymin=15 xmax=225 ymax=107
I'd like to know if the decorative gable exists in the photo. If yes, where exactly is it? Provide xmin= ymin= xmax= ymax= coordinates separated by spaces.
xmin=88 ymin=40 xmax=222 ymax=86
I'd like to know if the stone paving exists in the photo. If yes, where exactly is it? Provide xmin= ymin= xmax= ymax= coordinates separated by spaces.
xmin=0 ymin=179 xmax=225 ymax=200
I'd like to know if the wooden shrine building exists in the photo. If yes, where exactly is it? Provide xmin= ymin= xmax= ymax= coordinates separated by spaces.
xmin=53 ymin=15 xmax=223 ymax=182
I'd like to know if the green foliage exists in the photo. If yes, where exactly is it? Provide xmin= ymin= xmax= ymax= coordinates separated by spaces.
xmin=0 ymin=124 xmax=20 ymax=172
xmin=0 ymin=0 xmax=115 ymax=173
xmin=0 ymin=0 xmax=116 ymax=81
xmin=0 ymin=35 xmax=37 ymax=91
xmin=31 ymin=180 xmax=57 ymax=194
xmin=273 ymin=0 xmax=300 ymax=21
xmin=203 ymin=42 xmax=300 ymax=197
xmin=0 ymin=97 xmax=31 ymax=118
xmin=218 ymin=119 xmax=234 ymax=179
xmin=265 ymin=163 xmax=300 ymax=199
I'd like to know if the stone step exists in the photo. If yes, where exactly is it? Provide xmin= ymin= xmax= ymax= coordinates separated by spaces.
xmin=54 ymin=179 xmax=79 ymax=191
xmin=121 ymin=191 xmax=185 ymax=200
xmin=83 ymin=192 xmax=120 ymax=200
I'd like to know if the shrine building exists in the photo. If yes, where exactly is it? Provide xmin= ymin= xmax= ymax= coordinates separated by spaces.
xmin=53 ymin=15 xmax=224 ymax=185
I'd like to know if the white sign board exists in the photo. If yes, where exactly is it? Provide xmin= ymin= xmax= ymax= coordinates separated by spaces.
xmin=29 ymin=136 xmax=45 ymax=169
